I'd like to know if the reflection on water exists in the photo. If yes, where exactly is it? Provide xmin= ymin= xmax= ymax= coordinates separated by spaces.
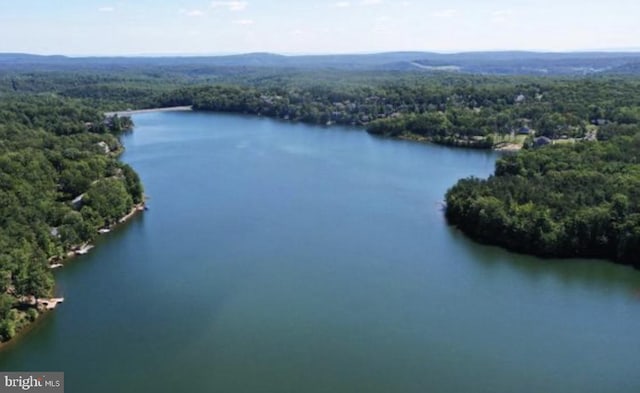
xmin=447 ymin=225 xmax=640 ymax=298
xmin=1 ymin=112 xmax=639 ymax=393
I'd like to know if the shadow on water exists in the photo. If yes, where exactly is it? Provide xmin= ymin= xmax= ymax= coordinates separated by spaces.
xmin=444 ymin=223 xmax=640 ymax=296
xmin=4 ymin=112 xmax=640 ymax=392
xmin=0 ymin=311 xmax=56 ymax=357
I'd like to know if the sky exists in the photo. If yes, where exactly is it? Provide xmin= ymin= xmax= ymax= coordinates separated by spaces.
xmin=1 ymin=0 xmax=639 ymax=56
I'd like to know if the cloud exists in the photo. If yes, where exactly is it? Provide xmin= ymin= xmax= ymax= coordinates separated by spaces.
xmin=491 ymin=9 xmax=513 ymax=23
xmin=332 ymin=0 xmax=383 ymax=8
xmin=233 ymin=19 xmax=254 ymax=25
xmin=432 ymin=8 xmax=457 ymax=18
xmin=98 ymin=6 xmax=114 ymax=12
xmin=211 ymin=1 xmax=248 ymax=11
xmin=180 ymin=9 xmax=205 ymax=17
xmin=372 ymin=15 xmax=392 ymax=33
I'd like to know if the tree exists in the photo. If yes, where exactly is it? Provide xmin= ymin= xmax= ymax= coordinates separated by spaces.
xmin=84 ymin=178 xmax=133 ymax=225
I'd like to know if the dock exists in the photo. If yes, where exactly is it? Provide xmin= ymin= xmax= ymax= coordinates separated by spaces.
xmin=76 ymin=244 xmax=94 ymax=255
xmin=37 ymin=298 xmax=64 ymax=310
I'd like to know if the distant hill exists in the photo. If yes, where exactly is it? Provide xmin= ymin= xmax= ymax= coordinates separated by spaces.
xmin=606 ymin=61 xmax=640 ymax=75
xmin=2 ymin=51 xmax=640 ymax=75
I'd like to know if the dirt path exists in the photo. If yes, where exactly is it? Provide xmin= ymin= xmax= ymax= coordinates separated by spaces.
xmin=105 ymin=106 xmax=192 ymax=117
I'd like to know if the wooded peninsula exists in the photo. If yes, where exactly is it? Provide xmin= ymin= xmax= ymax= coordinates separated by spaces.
xmin=2 ymin=53 xmax=640 ymax=342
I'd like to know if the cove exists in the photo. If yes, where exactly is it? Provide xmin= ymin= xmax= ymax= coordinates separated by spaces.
xmin=1 ymin=111 xmax=639 ymax=393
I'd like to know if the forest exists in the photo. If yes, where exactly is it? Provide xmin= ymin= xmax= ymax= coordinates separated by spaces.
xmin=2 ymin=64 xmax=640 ymax=341
xmin=182 ymin=76 xmax=640 ymax=149
xmin=445 ymin=135 xmax=640 ymax=267
xmin=0 ymin=95 xmax=141 ymax=342
xmin=5 ymin=70 xmax=640 ymax=149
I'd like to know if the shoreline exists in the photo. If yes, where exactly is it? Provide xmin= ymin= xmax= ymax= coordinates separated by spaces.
xmin=0 ymin=310 xmax=54 ymax=353
xmin=493 ymin=143 xmax=523 ymax=152
xmin=105 ymin=106 xmax=192 ymax=117
xmin=114 ymin=106 xmax=525 ymax=152
xmin=396 ymin=133 xmax=513 ymax=151
xmin=49 ymin=202 xmax=146 ymax=265
xmin=1 ymin=201 xmax=147 ymax=348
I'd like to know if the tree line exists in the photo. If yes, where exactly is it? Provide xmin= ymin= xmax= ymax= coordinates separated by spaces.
xmin=5 ymin=70 xmax=640 ymax=149
xmin=2 ymin=67 xmax=640 ymax=340
xmin=0 ymin=95 xmax=142 ymax=341
xmin=445 ymin=135 xmax=640 ymax=267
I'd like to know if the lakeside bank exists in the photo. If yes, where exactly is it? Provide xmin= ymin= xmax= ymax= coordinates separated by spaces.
xmin=48 ymin=202 xmax=147 ymax=266
xmin=0 ymin=201 xmax=146 ymax=349
xmin=4 ymin=111 xmax=638 ymax=392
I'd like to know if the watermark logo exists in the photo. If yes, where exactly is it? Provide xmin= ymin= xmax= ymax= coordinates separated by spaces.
xmin=0 ymin=373 xmax=63 ymax=392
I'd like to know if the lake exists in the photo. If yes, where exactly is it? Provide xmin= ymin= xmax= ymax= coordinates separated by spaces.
xmin=1 ymin=112 xmax=640 ymax=392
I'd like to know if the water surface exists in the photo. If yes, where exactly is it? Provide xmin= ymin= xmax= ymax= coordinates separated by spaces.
xmin=1 ymin=112 xmax=639 ymax=392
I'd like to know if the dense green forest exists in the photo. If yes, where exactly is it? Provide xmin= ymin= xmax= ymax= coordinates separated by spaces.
xmin=2 ymin=64 xmax=640 ymax=342
xmin=118 ymin=76 xmax=638 ymax=146
xmin=181 ymin=76 xmax=640 ymax=148
xmin=446 ymin=136 xmax=640 ymax=266
xmin=6 ymin=70 xmax=640 ymax=149
xmin=0 ymin=95 xmax=141 ymax=342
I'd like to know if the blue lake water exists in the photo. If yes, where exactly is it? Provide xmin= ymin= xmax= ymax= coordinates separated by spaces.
xmin=1 ymin=112 xmax=639 ymax=392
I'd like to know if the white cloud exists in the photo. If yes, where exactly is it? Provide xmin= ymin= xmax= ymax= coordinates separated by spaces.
xmin=360 ymin=0 xmax=383 ymax=5
xmin=491 ymin=9 xmax=513 ymax=23
xmin=180 ymin=9 xmax=205 ymax=17
xmin=98 ymin=6 xmax=114 ymax=12
xmin=372 ymin=15 xmax=392 ymax=33
xmin=432 ymin=8 xmax=457 ymax=18
xmin=233 ymin=19 xmax=254 ymax=25
xmin=332 ymin=1 xmax=351 ymax=7
xmin=211 ymin=1 xmax=248 ymax=11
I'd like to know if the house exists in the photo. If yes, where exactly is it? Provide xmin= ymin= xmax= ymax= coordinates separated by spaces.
xmin=517 ymin=126 xmax=531 ymax=135
xmin=102 ymin=116 xmax=116 ymax=127
xmin=534 ymin=136 xmax=552 ymax=147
